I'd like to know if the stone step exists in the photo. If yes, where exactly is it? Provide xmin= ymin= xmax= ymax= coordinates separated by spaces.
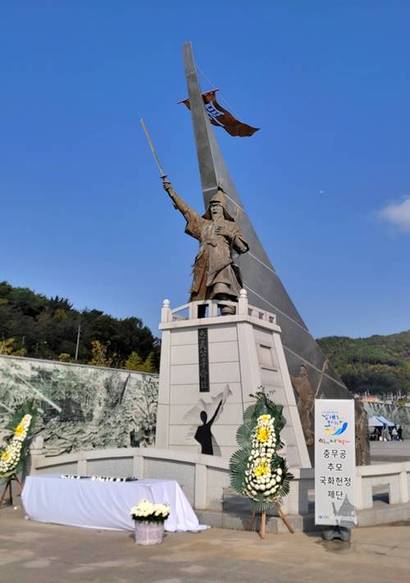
xmin=196 ymin=508 xmax=316 ymax=534
xmin=196 ymin=487 xmax=410 ymax=533
xmin=196 ymin=487 xmax=318 ymax=533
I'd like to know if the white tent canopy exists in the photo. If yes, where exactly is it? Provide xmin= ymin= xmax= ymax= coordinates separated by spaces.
xmin=376 ymin=415 xmax=395 ymax=427
xmin=368 ymin=416 xmax=384 ymax=427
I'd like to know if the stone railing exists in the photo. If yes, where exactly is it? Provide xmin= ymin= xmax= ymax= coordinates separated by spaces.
xmin=29 ymin=444 xmax=231 ymax=511
xmin=29 ymin=441 xmax=410 ymax=517
xmin=284 ymin=463 xmax=410 ymax=514
xmin=30 ymin=442 xmax=307 ymax=513
xmin=285 ymin=462 xmax=410 ymax=515
xmin=160 ymin=290 xmax=277 ymax=325
xmin=247 ymin=305 xmax=277 ymax=325
xmin=356 ymin=461 xmax=410 ymax=509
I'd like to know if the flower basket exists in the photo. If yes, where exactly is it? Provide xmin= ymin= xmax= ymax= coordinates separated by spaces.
xmin=134 ymin=521 xmax=164 ymax=545
xmin=130 ymin=499 xmax=170 ymax=545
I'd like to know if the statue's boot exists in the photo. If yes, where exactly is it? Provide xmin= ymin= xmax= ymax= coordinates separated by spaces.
xmin=220 ymin=304 xmax=236 ymax=315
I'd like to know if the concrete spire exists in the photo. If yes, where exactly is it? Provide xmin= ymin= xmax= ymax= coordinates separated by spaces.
xmin=182 ymin=42 xmax=352 ymax=423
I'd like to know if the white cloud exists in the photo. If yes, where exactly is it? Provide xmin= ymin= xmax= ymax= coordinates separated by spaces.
xmin=379 ymin=196 xmax=410 ymax=232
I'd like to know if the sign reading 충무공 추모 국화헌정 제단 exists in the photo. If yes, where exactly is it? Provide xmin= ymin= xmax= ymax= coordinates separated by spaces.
xmin=315 ymin=399 xmax=357 ymax=527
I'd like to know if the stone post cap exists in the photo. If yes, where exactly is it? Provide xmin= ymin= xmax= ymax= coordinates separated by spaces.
xmin=162 ymin=299 xmax=171 ymax=308
xmin=239 ymin=289 xmax=247 ymax=298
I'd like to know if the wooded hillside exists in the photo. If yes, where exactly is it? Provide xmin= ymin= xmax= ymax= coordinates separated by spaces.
xmin=318 ymin=331 xmax=410 ymax=396
xmin=0 ymin=282 xmax=159 ymax=372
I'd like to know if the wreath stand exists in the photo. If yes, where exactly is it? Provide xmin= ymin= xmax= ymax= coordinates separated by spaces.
xmin=0 ymin=474 xmax=22 ymax=509
xmin=249 ymin=504 xmax=295 ymax=538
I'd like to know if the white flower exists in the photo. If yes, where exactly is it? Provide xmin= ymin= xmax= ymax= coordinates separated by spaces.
xmin=130 ymin=499 xmax=169 ymax=521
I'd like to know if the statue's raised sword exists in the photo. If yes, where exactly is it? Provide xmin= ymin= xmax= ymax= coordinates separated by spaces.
xmin=140 ymin=118 xmax=167 ymax=179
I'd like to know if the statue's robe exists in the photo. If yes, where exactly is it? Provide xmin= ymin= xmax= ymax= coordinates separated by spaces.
xmin=171 ymin=191 xmax=248 ymax=301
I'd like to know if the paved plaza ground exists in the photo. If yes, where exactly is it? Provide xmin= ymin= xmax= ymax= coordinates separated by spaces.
xmin=1 ymin=442 xmax=409 ymax=582
xmin=0 ymin=505 xmax=409 ymax=583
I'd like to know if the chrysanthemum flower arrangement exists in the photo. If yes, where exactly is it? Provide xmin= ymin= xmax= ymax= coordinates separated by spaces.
xmin=230 ymin=390 xmax=293 ymax=515
xmin=130 ymin=499 xmax=170 ymax=523
xmin=0 ymin=413 xmax=33 ymax=478
xmin=0 ymin=401 xmax=37 ymax=480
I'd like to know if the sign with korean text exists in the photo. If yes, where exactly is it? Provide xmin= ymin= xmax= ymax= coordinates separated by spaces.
xmin=315 ymin=399 xmax=356 ymax=526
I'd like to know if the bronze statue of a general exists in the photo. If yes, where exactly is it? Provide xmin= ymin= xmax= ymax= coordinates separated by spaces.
xmin=162 ymin=178 xmax=249 ymax=313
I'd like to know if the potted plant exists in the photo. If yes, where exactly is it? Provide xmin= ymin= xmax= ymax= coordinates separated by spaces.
xmin=130 ymin=499 xmax=170 ymax=545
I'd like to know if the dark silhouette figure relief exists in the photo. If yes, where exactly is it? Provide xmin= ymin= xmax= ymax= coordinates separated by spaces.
xmin=184 ymin=386 xmax=231 ymax=455
xmin=194 ymin=400 xmax=223 ymax=455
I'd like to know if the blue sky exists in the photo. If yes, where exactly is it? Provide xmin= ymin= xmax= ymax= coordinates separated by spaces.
xmin=1 ymin=1 xmax=409 ymax=339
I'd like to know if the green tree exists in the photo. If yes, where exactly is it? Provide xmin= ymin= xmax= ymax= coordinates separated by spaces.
xmin=88 ymin=340 xmax=113 ymax=367
xmin=141 ymin=351 xmax=157 ymax=373
xmin=0 ymin=338 xmax=16 ymax=355
xmin=124 ymin=351 xmax=144 ymax=371
xmin=0 ymin=337 xmax=27 ymax=356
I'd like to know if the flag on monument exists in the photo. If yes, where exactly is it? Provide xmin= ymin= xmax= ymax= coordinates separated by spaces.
xmin=181 ymin=90 xmax=259 ymax=137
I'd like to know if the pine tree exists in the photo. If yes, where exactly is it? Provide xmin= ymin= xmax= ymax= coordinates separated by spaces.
xmin=142 ymin=351 xmax=157 ymax=373
xmin=124 ymin=351 xmax=144 ymax=371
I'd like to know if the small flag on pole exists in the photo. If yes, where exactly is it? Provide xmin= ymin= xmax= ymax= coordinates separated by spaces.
xmin=181 ymin=90 xmax=259 ymax=137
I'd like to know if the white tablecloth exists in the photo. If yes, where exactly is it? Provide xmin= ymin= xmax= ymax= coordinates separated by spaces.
xmin=22 ymin=476 xmax=206 ymax=532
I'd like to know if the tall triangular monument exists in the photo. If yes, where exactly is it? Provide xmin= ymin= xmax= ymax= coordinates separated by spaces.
xmin=182 ymin=42 xmax=354 ymax=458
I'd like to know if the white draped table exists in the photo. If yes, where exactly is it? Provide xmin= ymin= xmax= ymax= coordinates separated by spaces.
xmin=22 ymin=475 xmax=206 ymax=533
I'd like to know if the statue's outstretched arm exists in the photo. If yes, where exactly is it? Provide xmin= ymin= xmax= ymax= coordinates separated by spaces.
xmin=162 ymin=177 xmax=192 ymax=218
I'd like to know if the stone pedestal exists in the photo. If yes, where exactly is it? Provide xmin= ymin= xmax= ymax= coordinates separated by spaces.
xmin=155 ymin=290 xmax=310 ymax=468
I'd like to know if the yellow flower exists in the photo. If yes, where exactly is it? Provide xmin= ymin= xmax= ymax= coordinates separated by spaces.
xmin=14 ymin=425 xmax=26 ymax=438
xmin=1 ymin=450 xmax=11 ymax=462
xmin=256 ymin=426 xmax=270 ymax=443
xmin=259 ymin=415 xmax=271 ymax=423
xmin=253 ymin=460 xmax=270 ymax=478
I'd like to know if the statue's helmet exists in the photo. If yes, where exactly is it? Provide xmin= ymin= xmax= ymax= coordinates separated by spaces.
xmin=202 ymin=187 xmax=235 ymax=221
